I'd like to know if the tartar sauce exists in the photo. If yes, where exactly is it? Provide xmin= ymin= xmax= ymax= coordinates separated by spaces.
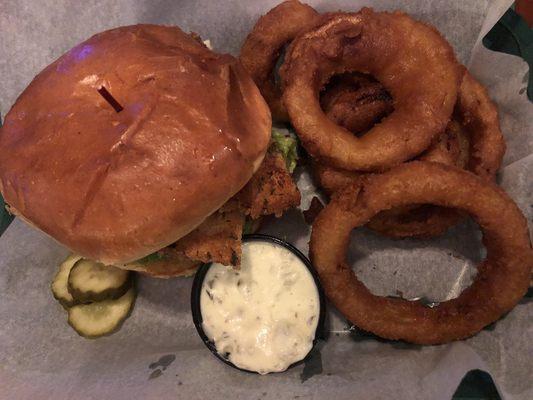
xmin=200 ymin=240 xmax=320 ymax=374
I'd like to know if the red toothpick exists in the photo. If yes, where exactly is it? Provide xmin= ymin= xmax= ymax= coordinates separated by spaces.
xmin=97 ymin=86 xmax=124 ymax=113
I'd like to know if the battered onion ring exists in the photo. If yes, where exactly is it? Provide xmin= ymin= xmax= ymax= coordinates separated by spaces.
xmin=312 ymin=124 xmax=468 ymax=195
xmin=313 ymin=71 xmax=504 ymax=238
xmin=311 ymin=161 xmax=361 ymax=196
xmin=311 ymin=127 xmax=468 ymax=238
xmin=239 ymin=0 xmax=318 ymax=122
xmin=310 ymin=162 xmax=532 ymax=344
xmin=365 ymin=121 xmax=469 ymax=237
xmin=320 ymin=73 xmax=467 ymax=166
xmin=312 ymin=132 xmax=470 ymax=239
xmin=457 ymin=72 xmax=505 ymax=180
xmin=367 ymin=72 xmax=504 ymax=237
xmin=281 ymin=9 xmax=462 ymax=171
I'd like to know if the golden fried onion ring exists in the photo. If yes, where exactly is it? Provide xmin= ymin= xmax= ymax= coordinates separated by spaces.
xmin=312 ymin=123 xmax=469 ymax=196
xmin=364 ymin=121 xmax=469 ymax=238
xmin=281 ymin=9 xmax=462 ymax=171
xmin=313 ymin=71 xmax=504 ymax=238
xmin=365 ymin=72 xmax=505 ymax=238
xmin=311 ymin=123 xmax=469 ymax=238
xmin=239 ymin=0 xmax=318 ymax=122
xmin=457 ymin=72 xmax=506 ymax=180
xmin=310 ymin=162 xmax=532 ymax=344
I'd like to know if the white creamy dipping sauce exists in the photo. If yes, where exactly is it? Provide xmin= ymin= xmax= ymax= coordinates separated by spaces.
xmin=200 ymin=240 xmax=320 ymax=374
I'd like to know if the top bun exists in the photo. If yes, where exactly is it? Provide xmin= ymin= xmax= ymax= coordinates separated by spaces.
xmin=0 ymin=25 xmax=271 ymax=264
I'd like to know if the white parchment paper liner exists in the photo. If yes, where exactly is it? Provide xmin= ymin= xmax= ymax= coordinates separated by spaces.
xmin=1 ymin=1 xmax=531 ymax=399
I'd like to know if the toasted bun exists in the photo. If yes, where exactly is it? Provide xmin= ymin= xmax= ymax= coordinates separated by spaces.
xmin=0 ymin=25 xmax=271 ymax=264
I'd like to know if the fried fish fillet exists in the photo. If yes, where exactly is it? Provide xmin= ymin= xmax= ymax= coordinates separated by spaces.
xmin=122 ymin=203 xmax=243 ymax=277
xmin=128 ymin=147 xmax=301 ymax=277
xmin=238 ymin=148 xmax=301 ymax=219
xmin=177 ymin=149 xmax=301 ymax=266
xmin=173 ymin=200 xmax=244 ymax=266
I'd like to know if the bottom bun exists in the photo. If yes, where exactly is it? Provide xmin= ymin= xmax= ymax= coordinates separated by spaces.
xmin=117 ymin=250 xmax=201 ymax=279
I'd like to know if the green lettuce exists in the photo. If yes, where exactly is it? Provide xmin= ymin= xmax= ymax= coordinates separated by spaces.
xmin=242 ymin=218 xmax=255 ymax=235
xmin=134 ymin=251 xmax=169 ymax=265
xmin=271 ymin=129 xmax=298 ymax=173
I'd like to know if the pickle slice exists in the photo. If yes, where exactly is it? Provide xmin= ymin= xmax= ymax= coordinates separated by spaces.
xmin=67 ymin=287 xmax=136 ymax=338
xmin=68 ymin=259 xmax=131 ymax=303
xmin=51 ymin=254 xmax=83 ymax=308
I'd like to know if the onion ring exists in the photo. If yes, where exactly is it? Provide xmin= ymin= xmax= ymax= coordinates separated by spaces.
xmin=281 ymin=9 xmax=462 ymax=171
xmin=364 ymin=121 xmax=469 ymax=237
xmin=239 ymin=0 xmax=318 ymax=122
xmin=312 ymin=125 xmax=468 ymax=196
xmin=311 ymin=126 xmax=468 ymax=238
xmin=320 ymin=73 xmax=467 ymax=166
xmin=310 ymin=161 xmax=532 ymax=344
xmin=456 ymin=71 xmax=506 ymax=180
xmin=367 ymin=72 xmax=504 ymax=237
xmin=313 ymin=71 xmax=504 ymax=238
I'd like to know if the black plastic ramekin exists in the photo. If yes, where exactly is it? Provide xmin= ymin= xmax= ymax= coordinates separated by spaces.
xmin=191 ymin=234 xmax=326 ymax=374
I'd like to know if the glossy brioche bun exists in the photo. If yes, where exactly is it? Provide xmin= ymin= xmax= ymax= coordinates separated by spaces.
xmin=0 ymin=25 xmax=271 ymax=264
